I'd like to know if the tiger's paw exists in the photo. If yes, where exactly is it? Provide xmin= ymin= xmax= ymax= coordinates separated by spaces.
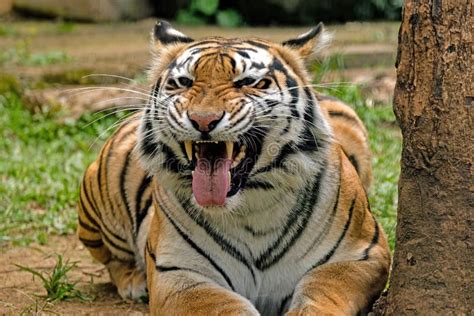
xmin=116 ymin=269 xmax=147 ymax=302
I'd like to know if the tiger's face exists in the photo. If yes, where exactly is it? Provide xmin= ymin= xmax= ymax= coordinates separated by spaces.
xmin=138 ymin=21 xmax=332 ymax=210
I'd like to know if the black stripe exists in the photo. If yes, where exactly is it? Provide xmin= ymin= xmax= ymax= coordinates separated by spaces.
xmin=137 ymin=196 xmax=152 ymax=236
xmin=139 ymin=118 xmax=160 ymax=157
xmin=244 ymin=225 xmax=279 ymax=237
xmin=160 ymin=142 xmax=185 ymax=173
xmin=286 ymin=77 xmax=300 ymax=119
xmin=79 ymin=184 xmax=101 ymax=226
xmin=301 ymin=180 xmax=341 ymax=258
xmin=327 ymin=110 xmax=360 ymax=125
xmin=180 ymin=198 xmax=256 ymax=284
xmin=158 ymin=199 xmax=235 ymax=291
xmin=156 ymin=265 xmax=183 ymax=272
xmin=168 ymin=108 xmax=186 ymax=129
xmin=279 ymin=294 xmax=292 ymax=315
xmin=236 ymin=50 xmax=250 ymax=58
xmin=231 ymin=46 xmax=258 ymax=53
xmin=270 ymin=57 xmax=289 ymax=75
xmin=229 ymin=56 xmax=236 ymax=73
xmin=80 ymin=179 xmax=130 ymax=247
xmin=245 ymin=40 xmax=270 ymax=49
xmin=254 ymin=142 xmax=297 ymax=174
xmin=231 ymin=107 xmax=250 ymax=128
xmin=156 ymin=265 xmax=203 ymax=276
xmin=96 ymin=147 xmax=104 ymax=207
xmin=297 ymin=124 xmax=323 ymax=152
xmin=101 ymin=228 xmax=135 ymax=256
xmin=245 ymin=179 xmax=275 ymax=190
xmin=146 ymin=241 xmax=156 ymax=262
xmin=360 ymin=216 xmax=380 ymax=260
xmin=119 ymin=149 xmax=134 ymax=230
xmin=186 ymin=40 xmax=221 ymax=49
xmin=270 ymin=57 xmax=300 ymax=119
xmin=255 ymin=167 xmax=326 ymax=270
xmin=348 ymin=154 xmax=360 ymax=173
xmin=297 ymin=88 xmax=322 ymax=152
xmin=79 ymin=237 xmax=104 ymax=248
xmin=251 ymin=62 xmax=265 ymax=70
xmin=310 ymin=195 xmax=356 ymax=270
xmin=78 ymin=216 xmax=99 ymax=233
xmin=135 ymin=175 xmax=153 ymax=236
xmin=83 ymin=176 xmax=101 ymax=219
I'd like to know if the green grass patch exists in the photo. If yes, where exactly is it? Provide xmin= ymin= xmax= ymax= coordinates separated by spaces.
xmin=0 ymin=93 xmax=126 ymax=246
xmin=0 ymin=40 xmax=72 ymax=67
xmin=15 ymin=254 xmax=91 ymax=302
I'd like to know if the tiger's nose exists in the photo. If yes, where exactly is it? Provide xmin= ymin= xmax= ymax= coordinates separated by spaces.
xmin=187 ymin=111 xmax=225 ymax=132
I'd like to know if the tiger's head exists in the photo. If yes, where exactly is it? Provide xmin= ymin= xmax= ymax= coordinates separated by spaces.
xmin=138 ymin=21 xmax=333 ymax=211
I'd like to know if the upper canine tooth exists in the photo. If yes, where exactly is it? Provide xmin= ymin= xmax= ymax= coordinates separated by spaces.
xmin=184 ymin=141 xmax=193 ymax=161
xmin=225 ymin=141 xmax=234 ymax=160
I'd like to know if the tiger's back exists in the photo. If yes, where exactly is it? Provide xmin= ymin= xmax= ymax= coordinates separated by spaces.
xmin=318 ymin=94 xmax=372 ymax=191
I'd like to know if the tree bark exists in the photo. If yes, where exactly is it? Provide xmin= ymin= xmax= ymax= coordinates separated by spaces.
xmin=376 ymin=0 xmax=473 ymax=314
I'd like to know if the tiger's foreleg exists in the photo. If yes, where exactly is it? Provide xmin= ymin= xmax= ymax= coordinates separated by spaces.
xmin=286 ymin=241 xmax=390 ymax=315
xmin=77 ymin=161 xmax=148 ymax=302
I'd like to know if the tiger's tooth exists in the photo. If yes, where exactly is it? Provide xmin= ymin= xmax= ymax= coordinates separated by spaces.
xmin=228 ymin=171 xmax=231 ymax=186
xmin=225 ymin=141 xmax=234 ymax=159
xmin=184 ymin=141 xmax=193 ymax=161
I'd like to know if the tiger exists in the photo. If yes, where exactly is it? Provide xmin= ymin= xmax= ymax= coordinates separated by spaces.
xmin=77 ymin=21 xmax=390 ymax=315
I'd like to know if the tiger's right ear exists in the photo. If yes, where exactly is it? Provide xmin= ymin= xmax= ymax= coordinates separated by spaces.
xmin=152 ymin=21 xmax=194 ymax=51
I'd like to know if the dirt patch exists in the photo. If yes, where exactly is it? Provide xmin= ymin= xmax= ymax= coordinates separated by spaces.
xmin=0 ymin=235 xmax=148 ymax=315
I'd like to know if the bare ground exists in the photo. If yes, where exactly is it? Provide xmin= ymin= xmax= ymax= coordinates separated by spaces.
xmin=0 ymin=235 xmax=148 ymax=315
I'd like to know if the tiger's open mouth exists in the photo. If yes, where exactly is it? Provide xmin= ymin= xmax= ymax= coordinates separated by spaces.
xmin=183 ymin=140 xmax=250 ymax=207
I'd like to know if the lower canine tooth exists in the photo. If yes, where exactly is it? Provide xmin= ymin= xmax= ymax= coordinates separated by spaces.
xmin=184 ymin=141 xmax=193 ymax=161
xmin=228 ymin=171 xmax=231 ymax=186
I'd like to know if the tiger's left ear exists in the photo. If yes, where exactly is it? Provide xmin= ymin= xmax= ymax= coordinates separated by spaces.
xmin=152 ymin=21 xmax=194 ymax=51
xmin=282 ymin=22 xmax=332 ymax=61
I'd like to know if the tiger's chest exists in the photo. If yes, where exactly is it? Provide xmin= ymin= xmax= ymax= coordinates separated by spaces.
xmin=153 ymin=202 xmax=333 ymax=316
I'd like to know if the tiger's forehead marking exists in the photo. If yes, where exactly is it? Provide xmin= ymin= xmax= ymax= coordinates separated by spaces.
xmin=171 ymin=39 xmax=275 ymax=80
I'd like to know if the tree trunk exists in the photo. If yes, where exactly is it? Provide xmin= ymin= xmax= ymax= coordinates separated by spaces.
xmin=377 ymin=0 xmax=473 ymax=314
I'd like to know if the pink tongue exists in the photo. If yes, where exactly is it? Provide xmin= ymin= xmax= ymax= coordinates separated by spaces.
xmin=192 ymin=158 xmax=232 ymax=207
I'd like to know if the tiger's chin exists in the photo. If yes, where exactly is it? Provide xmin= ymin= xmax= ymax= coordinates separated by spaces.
xmin=182 ymin=140 xmax=256 ymax=208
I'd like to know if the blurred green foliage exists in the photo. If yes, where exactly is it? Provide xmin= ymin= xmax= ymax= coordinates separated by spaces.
xmin=356 ymin=0 xmax=404 ymax=20
xmin=0 ymin=40 xmax=72 ymax=67
xmin=177 ymin=0 xmax=243 ymax=27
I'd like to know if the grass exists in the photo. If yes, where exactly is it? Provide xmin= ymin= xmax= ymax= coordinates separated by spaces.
xmin=15 ymin=254 xmax=90 ymax=302
xmin=0 ymin=40 xmax=72 ymax=66
xmin=0 ymin=93 xmax=126 ymax=246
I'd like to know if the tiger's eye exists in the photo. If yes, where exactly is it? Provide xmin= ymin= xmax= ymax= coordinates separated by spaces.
xmin=235 ymin=77 xmax=256 ymax=88
xmin=255 ymin=78 xmax=272 ymax=89
xmin=178 ymin=77 xmax=193 ymax=88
